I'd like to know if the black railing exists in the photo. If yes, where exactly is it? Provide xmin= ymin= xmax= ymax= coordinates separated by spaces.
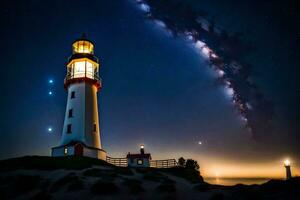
xmin=65 ymin=73 xmax=101 ymax=82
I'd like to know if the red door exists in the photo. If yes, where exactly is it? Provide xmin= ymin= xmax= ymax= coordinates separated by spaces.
xmin=74 ymin=144 xmax=83 ymax=156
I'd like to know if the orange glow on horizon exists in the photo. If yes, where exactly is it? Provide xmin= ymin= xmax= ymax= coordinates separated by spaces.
xmin=147 ymin=150 xmax=299 ymax=179
xmin=200 ymin=160 xmax=299 ymax=178
xmin=109 ymin=144 xmax=299 ymax=179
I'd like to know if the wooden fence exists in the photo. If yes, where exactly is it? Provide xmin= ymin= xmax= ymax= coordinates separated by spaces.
xmin=106 ymin=156 xmax=128 ymax=167
xmin=106 ymin=156 xmax=178 ymax=168
xmin=150 ymin=159 xmax=178 ymax=168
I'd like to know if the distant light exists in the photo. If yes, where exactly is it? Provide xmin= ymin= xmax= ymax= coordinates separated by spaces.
xmin=48 ymin=79 xmax=54 ymax=84
xmin=48 ymin=91 xmax=53 ymax=95
xmin=140 ymin=144 xmax=145 ymax=149
xmin=198 ymin=141 xmax=202 ymax=145
xmin=284 ymin=159 xmax=290 ymax=166
xmin=48 ymin=127 xmax=53 ymax=132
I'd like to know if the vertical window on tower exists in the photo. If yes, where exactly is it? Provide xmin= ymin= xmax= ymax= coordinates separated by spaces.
xmin=71 ymin=91 xmax=75 ymax=99
xmin=93 ymin=123 xmax=97 ymax=132
xmin=67 ymin=124 xmax=72 ymax=134
xmin=68 ymin=109 xmax=73 ymax=118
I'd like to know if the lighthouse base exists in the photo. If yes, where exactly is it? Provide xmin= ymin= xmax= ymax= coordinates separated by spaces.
xmin=51 ymin=142 xmax=106 ymax=160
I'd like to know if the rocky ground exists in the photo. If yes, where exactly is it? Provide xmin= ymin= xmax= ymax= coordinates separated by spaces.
xmin=0 ymin=156 xmax=299 ymax=200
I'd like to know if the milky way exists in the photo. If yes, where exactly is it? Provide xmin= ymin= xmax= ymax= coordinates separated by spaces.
xmin=133 ymin=0 xmax=275 ymax=140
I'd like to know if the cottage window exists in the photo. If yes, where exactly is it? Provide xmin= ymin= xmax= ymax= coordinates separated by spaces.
xmin=137 ymin=159 xmax=143 ymax=165
xmin=64 ymin=147 xmax=68 ymax=155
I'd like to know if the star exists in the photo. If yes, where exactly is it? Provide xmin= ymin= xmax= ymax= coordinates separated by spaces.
xmin=47 ymin=127 xmax=53 ymax=132
xmin=48 ymin=91 xmax=53 ymax=95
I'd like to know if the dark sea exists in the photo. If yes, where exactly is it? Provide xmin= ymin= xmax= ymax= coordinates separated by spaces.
xmin=204 ymin=177 xmax=278 ymax=186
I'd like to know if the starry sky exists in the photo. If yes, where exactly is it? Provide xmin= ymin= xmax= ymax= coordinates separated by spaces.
xmin=0 ymin=0 xmax=299 ymax=178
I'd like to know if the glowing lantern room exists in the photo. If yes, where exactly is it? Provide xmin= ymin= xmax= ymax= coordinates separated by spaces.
xmin=67 ymin=58 xmax=98 ymax=79
xmin=65 ymin=35 xmax=101 ymax=89
xmin=72 ymin=40 xmax=94 ymax=54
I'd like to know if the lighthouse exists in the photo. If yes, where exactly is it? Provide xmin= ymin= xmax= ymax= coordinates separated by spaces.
xmin=284 ymin=159 xmax=292 ymax=180
xmin=51 ymin=35 xmax=106 ymax=160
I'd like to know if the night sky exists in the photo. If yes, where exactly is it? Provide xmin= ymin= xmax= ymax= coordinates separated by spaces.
xmin=0 ymin=0 xmax=299 ymax=178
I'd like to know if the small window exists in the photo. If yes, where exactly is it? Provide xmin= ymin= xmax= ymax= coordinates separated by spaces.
xmin=64 ymin=147 xmax=68 ymax=155
xmin=71 ymin=91 xmax=75 ymax=99
xmin=68 ymin=109 xmax=73 ymax=118
xmin=137 ymin=159 xmax=143 ymax=165
xmin=93 ymin=123 xmax=96 ymax=132
xmin=67 ymin=124 xmax=72 ymax=134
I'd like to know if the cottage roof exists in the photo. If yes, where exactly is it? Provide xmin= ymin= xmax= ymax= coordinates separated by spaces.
xmin=126 ymin=153 xmax=151 ymax=159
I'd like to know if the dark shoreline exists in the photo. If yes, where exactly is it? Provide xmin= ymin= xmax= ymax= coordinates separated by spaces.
xmin=204 ymin=177 xmax=273 ymax=186
xmin=0 ymin=156 xmax=299 ymax=200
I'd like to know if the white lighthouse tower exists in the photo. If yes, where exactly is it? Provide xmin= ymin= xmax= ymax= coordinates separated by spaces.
xmin=51 ymin=34 xmax=106 ymax=160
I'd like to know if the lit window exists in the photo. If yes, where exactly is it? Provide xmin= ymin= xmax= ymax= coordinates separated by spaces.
xmin=86 ymin=61 xmax=94 ymax=78
xmin=64 ymin=147 xmax=68 ymax=155
xmin=137 ymin=159 xmax=143 ymax=165
xmin=74 ymin=61 xmax=85 ymax=78
xmin=67 ymin=124 xmax=72 ymax=134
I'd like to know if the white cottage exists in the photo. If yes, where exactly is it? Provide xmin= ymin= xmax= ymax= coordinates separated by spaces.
xmin=127 ymin=145 xmax=151 ymax=168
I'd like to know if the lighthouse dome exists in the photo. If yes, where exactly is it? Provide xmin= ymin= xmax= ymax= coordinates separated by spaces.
xmin=72 ymin=34 xmax=94 ymax=54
